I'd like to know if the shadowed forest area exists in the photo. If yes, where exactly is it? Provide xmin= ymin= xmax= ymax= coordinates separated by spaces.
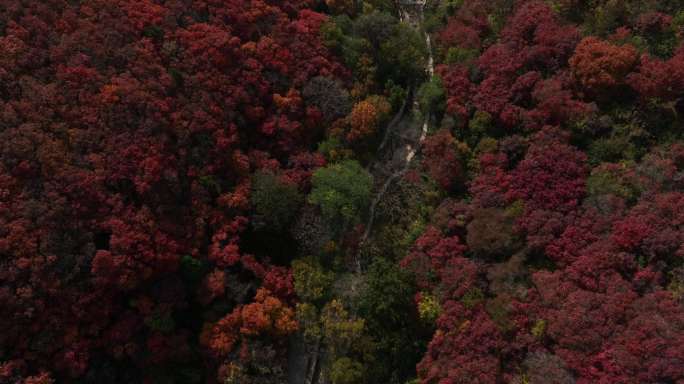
xmin=0 ymin=0 xmax=683 ymax=383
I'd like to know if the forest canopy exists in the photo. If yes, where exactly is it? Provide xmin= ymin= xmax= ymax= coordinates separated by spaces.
xmin=0 ymin=0 xmax=683 ymax=383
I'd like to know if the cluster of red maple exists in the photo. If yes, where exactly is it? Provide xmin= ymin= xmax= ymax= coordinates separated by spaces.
xmin=0 ymin=0 xmax=343 ymax=382
xmin=402 ymin=1 xmax=684 ymax=383
xmin=1 ymin=0 xmax=684 ymax=383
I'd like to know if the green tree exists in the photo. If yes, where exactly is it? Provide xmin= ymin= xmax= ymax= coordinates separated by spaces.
xmin=379 ymin=23 xmax=428 ymax=86
xmin=293 ymin=258 xmax=335 ymax=303
xmin=358 ymin=258 xmax=427 ymax=383
xmin=251 ymin=171 xmax=302 ymax=231
xmin=308 ymin=160 xmax=373 ymax=230
xmin=321 ymin=16 xmax=367 ymax=70
xmin=354 ymin=11 xmax=398 ymax=51
xmin=417 ymin=75 xmax=446 ymax=118
xmin=322 ymin=300 xmax=366 ymax=357
xmin=330 ymin=357 xmax=365 ymax=384
xmin=321 ymin=10 xmax=427 ymax=94
xmin=445 ymin=46 xmax=479 ymax=65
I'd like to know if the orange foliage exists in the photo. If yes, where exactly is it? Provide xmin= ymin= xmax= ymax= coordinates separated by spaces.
xmin=244 ymin=288 xmax=298 ymax=336
xmin=273 ymin=89 xmax=303 ymax=114
xmin=347 ymin=96 xmax=390 ymax=143
xmin=200 ymin=269 xmax=227 ymax=305
xmin=203 ymin=288 xmax=297 ymax=357
xmin=348 ymin=100 xmax=378 ymax=142
xmin=23 ymin=373 xmax=55 ymax=384
xmin=569 ymin=37 xmax=639 ymax=93
xmin=204 ymin=311 xmax=241 ymax=357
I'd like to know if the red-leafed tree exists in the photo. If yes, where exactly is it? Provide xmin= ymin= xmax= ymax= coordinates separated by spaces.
xmin=416 ymin=304 xmax=504 ymax=384
xmin=569 ymin=37 xmax=639 ymax=94
xmin=400 ymin=226 xmax=468 ymax=292
xmin=436 ymin=64 xmax=474 ymax=122
xmin=0 ymin=0 xmax=347 ymax=381
xmin=421 ymin=129 xmax=465 ymax=190
xmin=628 ymin=45 xmax=684 ymax=101
xmin=507 ymin=127 xmax=588 ymax=213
